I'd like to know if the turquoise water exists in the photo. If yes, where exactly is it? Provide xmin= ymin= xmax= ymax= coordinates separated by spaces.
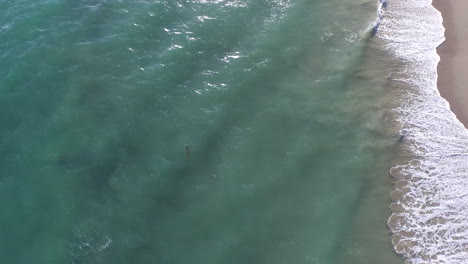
xmin=0 ymin=0 xmax=402 ymax=263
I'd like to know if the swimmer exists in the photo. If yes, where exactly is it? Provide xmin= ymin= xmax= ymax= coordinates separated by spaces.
xmin=185 ymin=145 xmax=190 ymax=160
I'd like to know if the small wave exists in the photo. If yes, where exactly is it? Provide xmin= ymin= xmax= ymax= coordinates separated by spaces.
xmin=378 ymin=0 xmax=468 ymax=263
xmin=371 ymin=0 xmax=388 ymax=36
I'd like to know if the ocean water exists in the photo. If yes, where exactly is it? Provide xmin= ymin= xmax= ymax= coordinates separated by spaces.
xmin=378 ymin=0 xmax=468 ymax=263
xmin=0 ymin=0 xmax=405 ymax=263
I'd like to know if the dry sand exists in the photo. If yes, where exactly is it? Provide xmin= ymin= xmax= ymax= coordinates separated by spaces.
xmin=433 ymin=0 xmax=468 ymax=127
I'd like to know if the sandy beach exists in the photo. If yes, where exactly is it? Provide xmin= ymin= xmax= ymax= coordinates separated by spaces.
xmin=433 ymin=0 xmax=468 ymax=127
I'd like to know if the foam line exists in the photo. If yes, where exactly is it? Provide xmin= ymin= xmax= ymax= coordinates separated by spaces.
xmin=377 ymin=0 xmax=468 ymax=262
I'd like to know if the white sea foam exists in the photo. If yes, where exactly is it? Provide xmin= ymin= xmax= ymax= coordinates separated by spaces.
xmin=377 ymin=0 xmax=468 ymax=263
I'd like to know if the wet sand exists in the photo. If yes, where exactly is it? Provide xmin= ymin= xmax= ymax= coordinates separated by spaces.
xmin=433 ymin=0 xmax=468 ymax=127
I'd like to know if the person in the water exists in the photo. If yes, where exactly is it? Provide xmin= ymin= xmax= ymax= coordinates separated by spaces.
xmin=371 ymin=24 xmax=380 ymax=36
xmin=185 ymin=145 xmax=190 ymax=160
xmin=399 ymin=129 xmax=408 ymax=142
xmin=380 ymin=0 xmax=388 ymax=9
xmin=371 ymin=0 xmax=388 ymax=36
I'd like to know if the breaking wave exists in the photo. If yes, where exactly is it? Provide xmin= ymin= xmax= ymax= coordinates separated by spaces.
xmin=377 ymin=0 xmax=468 ymax=263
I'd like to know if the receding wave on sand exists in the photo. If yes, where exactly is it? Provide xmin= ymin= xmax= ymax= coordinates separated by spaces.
xmin=377 ymin=0 xmax=468 ymax=262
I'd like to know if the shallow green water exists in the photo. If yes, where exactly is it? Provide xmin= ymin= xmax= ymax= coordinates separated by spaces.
xmin=0 ymin=0 xmax=402 ymax=263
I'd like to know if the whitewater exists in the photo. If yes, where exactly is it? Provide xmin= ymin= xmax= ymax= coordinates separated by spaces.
xmin=377 ymin=0 xmax=468 ymax=262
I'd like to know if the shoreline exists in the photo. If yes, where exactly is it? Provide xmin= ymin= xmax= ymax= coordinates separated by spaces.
xmin=380 ymin=0 xmax=468 ymax=261
xmin=433 ymin=0 xmax=468 ymax=127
